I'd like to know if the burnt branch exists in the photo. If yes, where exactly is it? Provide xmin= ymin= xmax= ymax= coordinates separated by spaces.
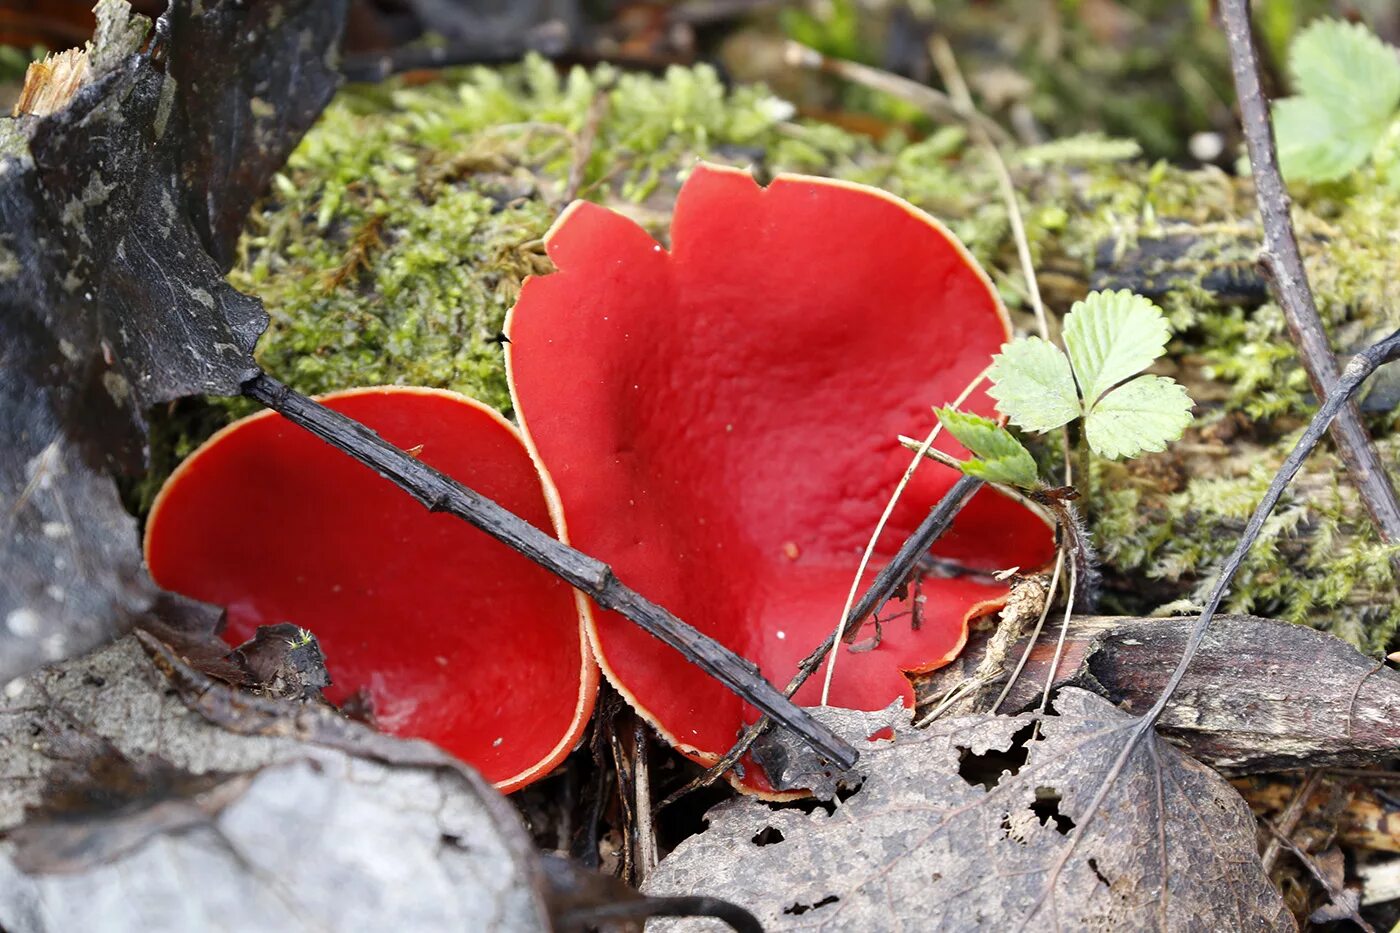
xmin=240 ymin=372 xmax=857 ymax=771
xmin=1219 ymin=0 xmax=1400 ymax=552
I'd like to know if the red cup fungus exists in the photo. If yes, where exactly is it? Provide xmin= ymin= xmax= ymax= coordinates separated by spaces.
xmin=144 ymin=387 xmax=597 ymax=793
xmin=506 ymin=163 xmax=1056 ymax=793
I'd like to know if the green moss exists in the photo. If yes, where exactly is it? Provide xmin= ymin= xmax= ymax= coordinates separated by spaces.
xmin=225 ymin=55 xmax=1400 ymax=650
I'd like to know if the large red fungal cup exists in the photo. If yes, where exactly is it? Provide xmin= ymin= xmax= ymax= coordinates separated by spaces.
xmin=145 ymin=387 xmax=597 ymax=792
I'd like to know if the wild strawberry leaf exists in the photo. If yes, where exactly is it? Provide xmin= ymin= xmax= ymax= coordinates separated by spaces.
xmin=1084 ymin=375 xmax=1194 ymax=460
xmin=984 ymin=336 xmax=1079 ymax=433
xmin=934 ymin=407 xmax=1038 ymax=488
xmin=1062 ymin=289 xmax=1171 ymax=407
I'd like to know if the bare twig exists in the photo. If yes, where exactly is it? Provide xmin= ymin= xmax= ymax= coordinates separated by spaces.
xmin=1262 ymin=770 xmax=1323 ymax=873
xmin=1219 ymin=0 xmax=1400 ymax=552
xmin=1019 ymin=328 xmax=1400 ymax=928
xmin=1260 ymin=820 xmax=1375 ymax=932
xmin=631 ymin=719 xmax=657 ymax=884
xmin=240 ymin=372 xmax=857 ymax=770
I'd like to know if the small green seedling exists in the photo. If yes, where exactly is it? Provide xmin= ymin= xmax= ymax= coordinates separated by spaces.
xmin=1273 ymin=18 xmax=1400 ymax=183
xmin=936 ymin=289 xmax=1194 ymax=488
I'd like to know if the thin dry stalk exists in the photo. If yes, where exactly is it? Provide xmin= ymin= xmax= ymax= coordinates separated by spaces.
xmin=991 ymin=548 xmax=1066 ymax=713
xmin=1218 ymin=0 xmax=1400 ymax=555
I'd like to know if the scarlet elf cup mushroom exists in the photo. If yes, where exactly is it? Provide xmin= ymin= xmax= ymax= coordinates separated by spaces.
xmin=506 ymin=163 xmax=1056 ymax=794
xmin=145 ymin=164 xmax=1054 ymax=796
xmin=144 ymin=388 xmax=597 ymax=793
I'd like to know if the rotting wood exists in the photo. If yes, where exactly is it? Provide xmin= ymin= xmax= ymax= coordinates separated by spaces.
xmin=920 ymin=614 xmax=1400 ymax=773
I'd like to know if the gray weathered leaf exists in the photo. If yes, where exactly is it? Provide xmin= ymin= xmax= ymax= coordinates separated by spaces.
xmin=643 ymin=691 xmax=1292 ymax=931
xmin=0 ymin=636 xmax=549 ymax=932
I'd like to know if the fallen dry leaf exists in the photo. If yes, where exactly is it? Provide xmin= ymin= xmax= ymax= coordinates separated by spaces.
xmin=644 ymin=691 xmax=1292 ymax=930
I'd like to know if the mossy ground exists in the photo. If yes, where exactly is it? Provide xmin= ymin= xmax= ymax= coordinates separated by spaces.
xmin=219 ymin=55 xmax=1400 ymax=651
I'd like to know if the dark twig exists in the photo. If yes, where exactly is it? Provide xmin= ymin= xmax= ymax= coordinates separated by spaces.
xmin=1261 ymin=770 xmax=1322 ymax=873
xmin=662 ymin=474 xmax=984 ymax=803
xmin=1020 ymin=328 xmax=1400 ymax=928
xmin=554 ymin=895 xmax=764 ymax=933
xmin=1219 ymin=0 xmax=1400 ymax=552
xmin=241 ymin=372 xmax=856 ymax=770
xmin=1260 ymin=820 xmax=1375 ymax=932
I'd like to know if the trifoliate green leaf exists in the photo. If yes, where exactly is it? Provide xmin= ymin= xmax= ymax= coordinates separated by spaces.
xmin=1274 ymin=95 xmax=1385 ymax=183
xmin=934 ymin=408 xmax=1038 ymax=488
xmin=1083 ymin=375 xmax=1193 ymax=460
xmin=1062 ymin=290 xmax=1171 ymax=407
xmin=985 ymin=337 xmax=1079 ymax=433
xmin=1274 ymin=19 xmax=1400 ymax=183
xmin=1289 ymin=19 xmax=1400 ymax=130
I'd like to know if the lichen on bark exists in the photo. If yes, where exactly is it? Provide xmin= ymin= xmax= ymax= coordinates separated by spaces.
xmin=225 ymin=55 xmax=1399 ymax=650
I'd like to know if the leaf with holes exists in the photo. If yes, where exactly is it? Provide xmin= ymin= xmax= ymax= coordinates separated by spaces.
xmin=643 ymin=691 xmax=1292 ymax=931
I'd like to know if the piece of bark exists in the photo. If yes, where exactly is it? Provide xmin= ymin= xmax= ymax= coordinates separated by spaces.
xmin=918 ymin=614 xmax=1400 ymax=773
xmin=0 ymin=636 xmax=550 ymax=932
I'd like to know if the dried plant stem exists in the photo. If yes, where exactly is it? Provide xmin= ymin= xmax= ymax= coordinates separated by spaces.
xmin=1020 ymin=328 xmax=1400 ymax=928
xmin=1036 ymin=557 xmax=1078 ymax=716
xmin=1219 ymin=0 xmax=1400 ymax=552
xmin=990 ymin=548 xmax=1065 ymax=714
xmin=241 ymin=372 xmax=858 ymax=770
xmin=782 ymin=41 xmax=1012 ymax=146
xmin=928 ymin=37 xmax=1048 ymax=344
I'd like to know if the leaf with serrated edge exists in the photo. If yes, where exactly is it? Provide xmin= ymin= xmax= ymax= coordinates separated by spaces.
xmin=1274 ymin=96 xmax=1383 ymax=183
xmin=985 ymin=337 xmax=1079 ymax=433
xmin=1063 ymin=289 xmax=1171 ymax=407
xmin=935 ymin=407 xmax=1038 ymax=488
xmin=1085 ymin=375 xmax=1193 ymax=460
xmin=643 ymin=691 xmax=1291 ymax=931
xmin=1290 ymin=19 xmax=1400 ymax=130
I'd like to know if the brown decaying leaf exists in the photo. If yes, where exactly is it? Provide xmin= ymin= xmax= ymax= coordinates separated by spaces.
xmin=0 ymin=636 xmax=550 ymax=931
xmin=0 ymin=0 xmax=346 ymax=684
xmin=643 ymin=692 xmax=1292 ymax=931
xmin=921 ymin=614 xmax=1400 ymax=773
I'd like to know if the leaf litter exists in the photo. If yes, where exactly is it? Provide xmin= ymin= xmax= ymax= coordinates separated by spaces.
xmin=644 ymin=693 xmax=1292 ymax=931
